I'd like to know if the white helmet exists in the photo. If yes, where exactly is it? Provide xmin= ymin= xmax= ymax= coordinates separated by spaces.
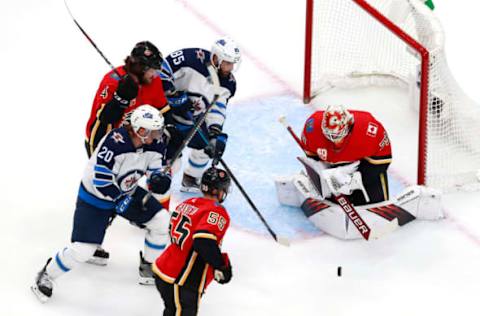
xmin=130 ymin=105 xmax=164 ymax=143
xmin=211 ymin=37 xmax=241 ymax=70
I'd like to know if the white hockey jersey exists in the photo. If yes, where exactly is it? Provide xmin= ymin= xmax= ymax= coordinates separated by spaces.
xmin=78 ymin=127 xmax=167 ymax=209
xmin=161 ymin=48 xmax=237 ymax=130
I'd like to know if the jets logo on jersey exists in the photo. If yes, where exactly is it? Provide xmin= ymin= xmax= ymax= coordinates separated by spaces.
xmin=111 ymin=131 xmax=125 ymax=144
xmin=196 ymin=49 xmax=205 ymax=63
xmin=118 ymin=170 xmax=144 ymax=192
xmin=317 ymin=148 xmax=328 ymax=161
xmin=367 ymin=122 xmax=378 ymax=137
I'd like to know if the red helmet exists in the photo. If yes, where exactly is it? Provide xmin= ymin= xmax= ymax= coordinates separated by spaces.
xmin=321 ymin=105 xmax=354 ymax=143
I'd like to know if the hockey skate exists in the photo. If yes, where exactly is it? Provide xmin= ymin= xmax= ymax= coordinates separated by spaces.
xmin=180 ymin=173 xmax=201 ymax=193
xmin=138 ymin=251 xmax=154 ymax=285
xmin=86 ymin=247 xmax=110 ymax=266
xmin=31 ymin=258 xmax=54 ymax=303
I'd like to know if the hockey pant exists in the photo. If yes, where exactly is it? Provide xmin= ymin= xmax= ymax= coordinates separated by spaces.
xmin=155 ymin=275 xmax=201 ymax=316
xmin=46 ymin=188 xmax=170 ymax=280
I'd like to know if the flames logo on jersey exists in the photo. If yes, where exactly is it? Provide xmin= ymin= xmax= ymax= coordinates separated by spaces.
xmin=100 ymin=86 xmax=109 ymax=99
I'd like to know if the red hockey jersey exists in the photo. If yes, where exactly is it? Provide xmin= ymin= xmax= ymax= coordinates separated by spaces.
xmin=301 ymin=110 xmax=392 ymax=165
xmin=153 ymin=197 xmax=230 ymax=293
xmin=85 ymin=66 xmax=167 ymax=152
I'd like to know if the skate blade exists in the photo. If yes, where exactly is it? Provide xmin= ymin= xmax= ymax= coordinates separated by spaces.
xmin=138 ymin=276 xmax=155 ymax=285
xmin=31 ymin=285 xmax=50 ymax=303
xmin=86 ymin=257 xmax=108 ymax=266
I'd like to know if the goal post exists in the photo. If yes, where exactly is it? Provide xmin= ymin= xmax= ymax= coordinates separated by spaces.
xmin=303 ymin=0 xmax=480 ymax=191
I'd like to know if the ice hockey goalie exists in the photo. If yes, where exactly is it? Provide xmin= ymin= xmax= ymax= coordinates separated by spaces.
xmin=275 ymin=105 xmax=444 ymax=240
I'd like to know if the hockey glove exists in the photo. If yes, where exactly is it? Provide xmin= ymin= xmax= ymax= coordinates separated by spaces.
xmin=167 ymin=91 xmax=194 ymax=116
xmin=115 ymin=195 xmax=133 ymax=214
xmin=100 ymin=75 xmax=139 ymax=124
xmin=214 ymin=264 xmax=232 ymax=284
xmin=115 ymin=74 xmax=139 ymax=108
xmin=204 ymin=133 xmax=228 ymax=160
xmin=148 ymin=169 xmax=172 ymax=195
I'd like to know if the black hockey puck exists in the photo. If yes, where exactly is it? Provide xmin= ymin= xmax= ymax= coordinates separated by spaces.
xmin=337 ymin=266 xmax=342 ymax=277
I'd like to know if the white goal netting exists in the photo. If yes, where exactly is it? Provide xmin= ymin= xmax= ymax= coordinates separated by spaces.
xmin=308 ymin=0 xmax=480 ymax=191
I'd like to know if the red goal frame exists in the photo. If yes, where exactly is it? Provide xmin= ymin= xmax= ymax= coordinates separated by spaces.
xmin=303 ymin=0 xmax=430 ymax=185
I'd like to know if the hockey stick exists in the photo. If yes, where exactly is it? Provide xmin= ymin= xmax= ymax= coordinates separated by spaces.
xmin=64 ymin=0 xmax=121 ymax=78
xmin=197 ymin=131 xmax=290 ymax=246
xmin=218 ymin=158 xmax=290 ymax=246
xmin=63 ymin=1 xmax=174 ymax=115
xmin=141 ymin=64 xmax=221 ymax=207
xmin=278 ymin=116 xmax=373 ymax=240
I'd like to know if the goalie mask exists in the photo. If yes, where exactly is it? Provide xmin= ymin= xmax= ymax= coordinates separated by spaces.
xmin=321 ymin=105 xmax=354 ymax=143
xmin=130 ymin=105 xmax=164 ymax=144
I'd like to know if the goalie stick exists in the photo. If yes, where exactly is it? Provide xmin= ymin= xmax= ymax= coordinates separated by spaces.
xmin=278 ymin=116 xmax=377 ymax=241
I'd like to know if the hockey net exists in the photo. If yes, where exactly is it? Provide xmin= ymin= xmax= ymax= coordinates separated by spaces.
xmin=304 ymin=0 xmax=480 ymax=191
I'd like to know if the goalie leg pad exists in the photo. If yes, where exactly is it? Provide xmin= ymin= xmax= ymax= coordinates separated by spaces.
xmin=395 ymin=185 xmax=444 ymax=220
xmin=301 ymin=198 xmax=353 ymax=239
xmin=302 ymin=198 xmax=403 ymax=240
xmin=274 ymin=173 xmax=318 ymax=207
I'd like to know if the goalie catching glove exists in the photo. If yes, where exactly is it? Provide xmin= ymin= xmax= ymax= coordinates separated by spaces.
xmin=321 ymin=161 xmax=360 ymax=196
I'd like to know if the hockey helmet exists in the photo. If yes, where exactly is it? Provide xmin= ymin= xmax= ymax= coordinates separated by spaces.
xmin=130 ymin=41 xmax=163 ymax=70
xmin=130 ymin=105 xmax=164 ymax=143
xmin=201 ymin=167 xmax=232 ymax=202
xmin=211 ymin=37 xmax=241 ymax=71
xmin=321 ymin=105 xmax=354 ymax=143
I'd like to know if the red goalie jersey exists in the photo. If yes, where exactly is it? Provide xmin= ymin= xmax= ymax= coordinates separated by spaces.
xmin=301 ymin=109 xmax=392 ymax=205
xmin=153 ymin=197 xmax=230 ymax=293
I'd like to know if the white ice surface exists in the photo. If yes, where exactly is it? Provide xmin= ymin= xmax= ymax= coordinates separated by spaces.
xmin=1 ymin=0 xmax=480 ymax=315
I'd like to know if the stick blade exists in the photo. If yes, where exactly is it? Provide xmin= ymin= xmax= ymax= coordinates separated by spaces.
xmin=275 ymin=236 xmax=291 ymax=247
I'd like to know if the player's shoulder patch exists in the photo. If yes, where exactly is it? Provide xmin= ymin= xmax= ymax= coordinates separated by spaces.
xmin=305 ymin=117 xmax=315 ymax=133
xmin=110 ymin=131 xmax=126 ymax=144
xmin=102 ymin=127 xmax=135 ymax=153
xmin=366 ymin=121 xmax=379 ymax=137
